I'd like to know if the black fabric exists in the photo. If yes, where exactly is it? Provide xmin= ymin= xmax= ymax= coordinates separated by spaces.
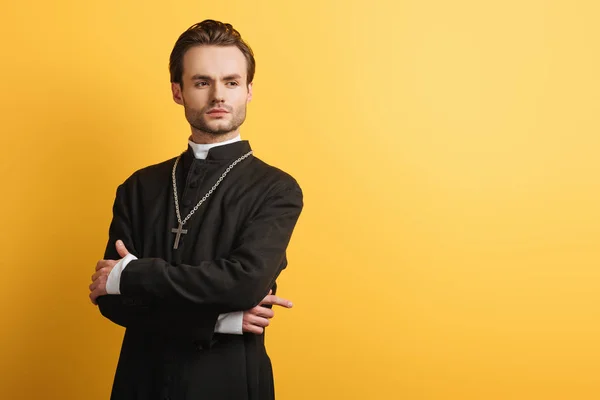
xmin=97 ymin=140 xmax=303 ymax=400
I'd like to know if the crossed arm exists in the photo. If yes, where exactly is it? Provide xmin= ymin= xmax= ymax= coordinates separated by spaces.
xmin=90 ymin=240 xmax=293 ymax=335
xmin=90 ymin=179 xmax=303 ymax=340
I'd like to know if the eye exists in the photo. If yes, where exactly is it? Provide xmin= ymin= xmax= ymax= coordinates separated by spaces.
xmin=226 ymin=81 xmax=239 ymax=87
xmin=195 ymin=81 xmax=208 ymax=87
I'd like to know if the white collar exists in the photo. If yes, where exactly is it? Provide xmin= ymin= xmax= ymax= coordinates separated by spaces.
xmin=187 ymin=135 xmax=242 ymax=160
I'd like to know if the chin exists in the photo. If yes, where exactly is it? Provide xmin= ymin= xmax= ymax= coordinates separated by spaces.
xmin=209 ymin=125 xmax=232 ymax=134
xmin=209 ymin=127 xmax=236 ymax=136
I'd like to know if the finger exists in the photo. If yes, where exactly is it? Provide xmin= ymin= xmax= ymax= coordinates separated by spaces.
xmin=96 ymin=260 xmax=115 ymax=271
xmin=260 ymin=295 xmax=293 ymax=308
xmin=90 ymin=275 xmax=107 ymax=291
xmin=244 ymin=314 xmax=270 ymax=328
xmin=90 ymin=290 xmax=99 ymax=305
xmin=249 ymin=306 xmax=274 ymax=319
xmin=90 ymin=283 xmax=107 ymax=304
xmin=259 ymin=290 xmax=273 ymax=303
xmin=92 ymin=268 xmax=109 ymax=282
xmin=242 ymin=321 xmax=263 ymax=335
xmin=89 ymin=278 xmax=100 ymax=292
xmin=115 ymin=240 xmax=130 ymax=258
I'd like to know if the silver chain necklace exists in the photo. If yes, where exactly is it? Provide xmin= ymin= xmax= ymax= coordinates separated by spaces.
xmin=170 ymin=150 xmax=253 ymax=249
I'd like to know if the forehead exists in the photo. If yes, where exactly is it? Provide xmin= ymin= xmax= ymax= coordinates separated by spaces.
xmin=182 ymin=45 xmax=248 ymax=79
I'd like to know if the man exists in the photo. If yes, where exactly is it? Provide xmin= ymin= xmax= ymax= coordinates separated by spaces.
xmin=89 ymin=19 xmax=303 ymax=400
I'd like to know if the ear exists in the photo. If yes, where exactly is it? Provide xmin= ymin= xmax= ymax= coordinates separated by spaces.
xmin=247 ymin=82 xmax=253 ymax=102
xmin=171 ymin=82 xmax=184 ymax=105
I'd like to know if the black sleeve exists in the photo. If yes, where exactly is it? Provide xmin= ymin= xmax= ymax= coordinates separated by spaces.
xmin=96 ymin=182 xmax=220 ymax=343
xmin=119 ymin=183 xmax=304 ymax=314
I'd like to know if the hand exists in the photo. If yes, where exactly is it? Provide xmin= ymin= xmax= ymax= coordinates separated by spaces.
xmin=242 ymin=290 xmax=293 ymax=334
xmin=89 ymin=240 xmax=130 ymax=305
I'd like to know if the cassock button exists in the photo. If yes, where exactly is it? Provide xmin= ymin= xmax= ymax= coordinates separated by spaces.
xmin=190 ymin=181 xmax=198 ymax=188
xmin=182 ymin=199 xmax=192 ymax=207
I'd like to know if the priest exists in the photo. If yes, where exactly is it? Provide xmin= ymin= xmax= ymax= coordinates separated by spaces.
xmin=89 ymin=19 xmax=303 ymax=400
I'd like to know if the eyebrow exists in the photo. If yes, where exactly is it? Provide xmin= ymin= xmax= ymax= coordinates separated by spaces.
xmin=191 ymin=74 xmax=243 ymax=81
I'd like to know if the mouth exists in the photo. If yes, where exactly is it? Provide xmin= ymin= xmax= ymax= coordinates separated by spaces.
xmin=207 ymin=108 xmax=230 ymax=115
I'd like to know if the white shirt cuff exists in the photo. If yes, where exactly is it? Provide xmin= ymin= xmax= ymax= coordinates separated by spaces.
xmin=214 ymin=311 xmax=243 ymax=335
xmin=106 ymin=253 xmax=138 ymax=295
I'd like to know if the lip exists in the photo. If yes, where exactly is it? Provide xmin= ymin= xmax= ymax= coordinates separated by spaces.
xmin=207 ymin=109 xmax=229 ymax=114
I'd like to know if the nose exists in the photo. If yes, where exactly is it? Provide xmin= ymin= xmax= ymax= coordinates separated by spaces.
xmin=211 ymin=83 xmax=225 ymax=103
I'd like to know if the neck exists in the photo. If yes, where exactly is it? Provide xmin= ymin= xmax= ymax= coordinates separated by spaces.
xmin=190 ymin=129 xmax=240 ymax=144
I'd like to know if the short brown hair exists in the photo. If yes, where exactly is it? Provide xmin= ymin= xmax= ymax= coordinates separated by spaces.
xmin=169 ymin=20 xmax=256 ymax=86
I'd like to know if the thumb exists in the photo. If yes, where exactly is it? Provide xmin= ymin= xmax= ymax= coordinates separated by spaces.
xmin=261 ymin=290 xmax=273 ymax=302
xmin=115 ymin=240 xmax=130 ymax=258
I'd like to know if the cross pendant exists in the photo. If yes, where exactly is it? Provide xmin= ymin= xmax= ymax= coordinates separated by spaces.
xmin=171 ymin=223 xmax=188 ymax=250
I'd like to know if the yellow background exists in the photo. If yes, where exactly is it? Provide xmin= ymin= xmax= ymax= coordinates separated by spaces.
xmin=1 ymin=0 xmax=599 ymax=399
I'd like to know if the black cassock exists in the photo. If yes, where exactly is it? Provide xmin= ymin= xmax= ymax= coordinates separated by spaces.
xmin=97 ymin=140 xmax=303 ymax=400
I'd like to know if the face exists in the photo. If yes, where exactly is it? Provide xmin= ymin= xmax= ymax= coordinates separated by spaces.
xmin=172 ymin=45 xmax=253 ymax=137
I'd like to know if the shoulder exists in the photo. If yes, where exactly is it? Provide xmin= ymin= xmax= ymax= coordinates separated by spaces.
xmin=127 ymin=156 xmax=177 ymax=182
xmin=240 ymin=156 xmax=304 ymax=216
xmin=246 ymin=156 xmax=302 ymax=196
xmin=117 ymin=156 xmax=178 ymax=192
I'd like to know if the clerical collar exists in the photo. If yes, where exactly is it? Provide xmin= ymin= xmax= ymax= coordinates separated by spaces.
xmin=187 ymin=135 xmax=241 ymax=160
